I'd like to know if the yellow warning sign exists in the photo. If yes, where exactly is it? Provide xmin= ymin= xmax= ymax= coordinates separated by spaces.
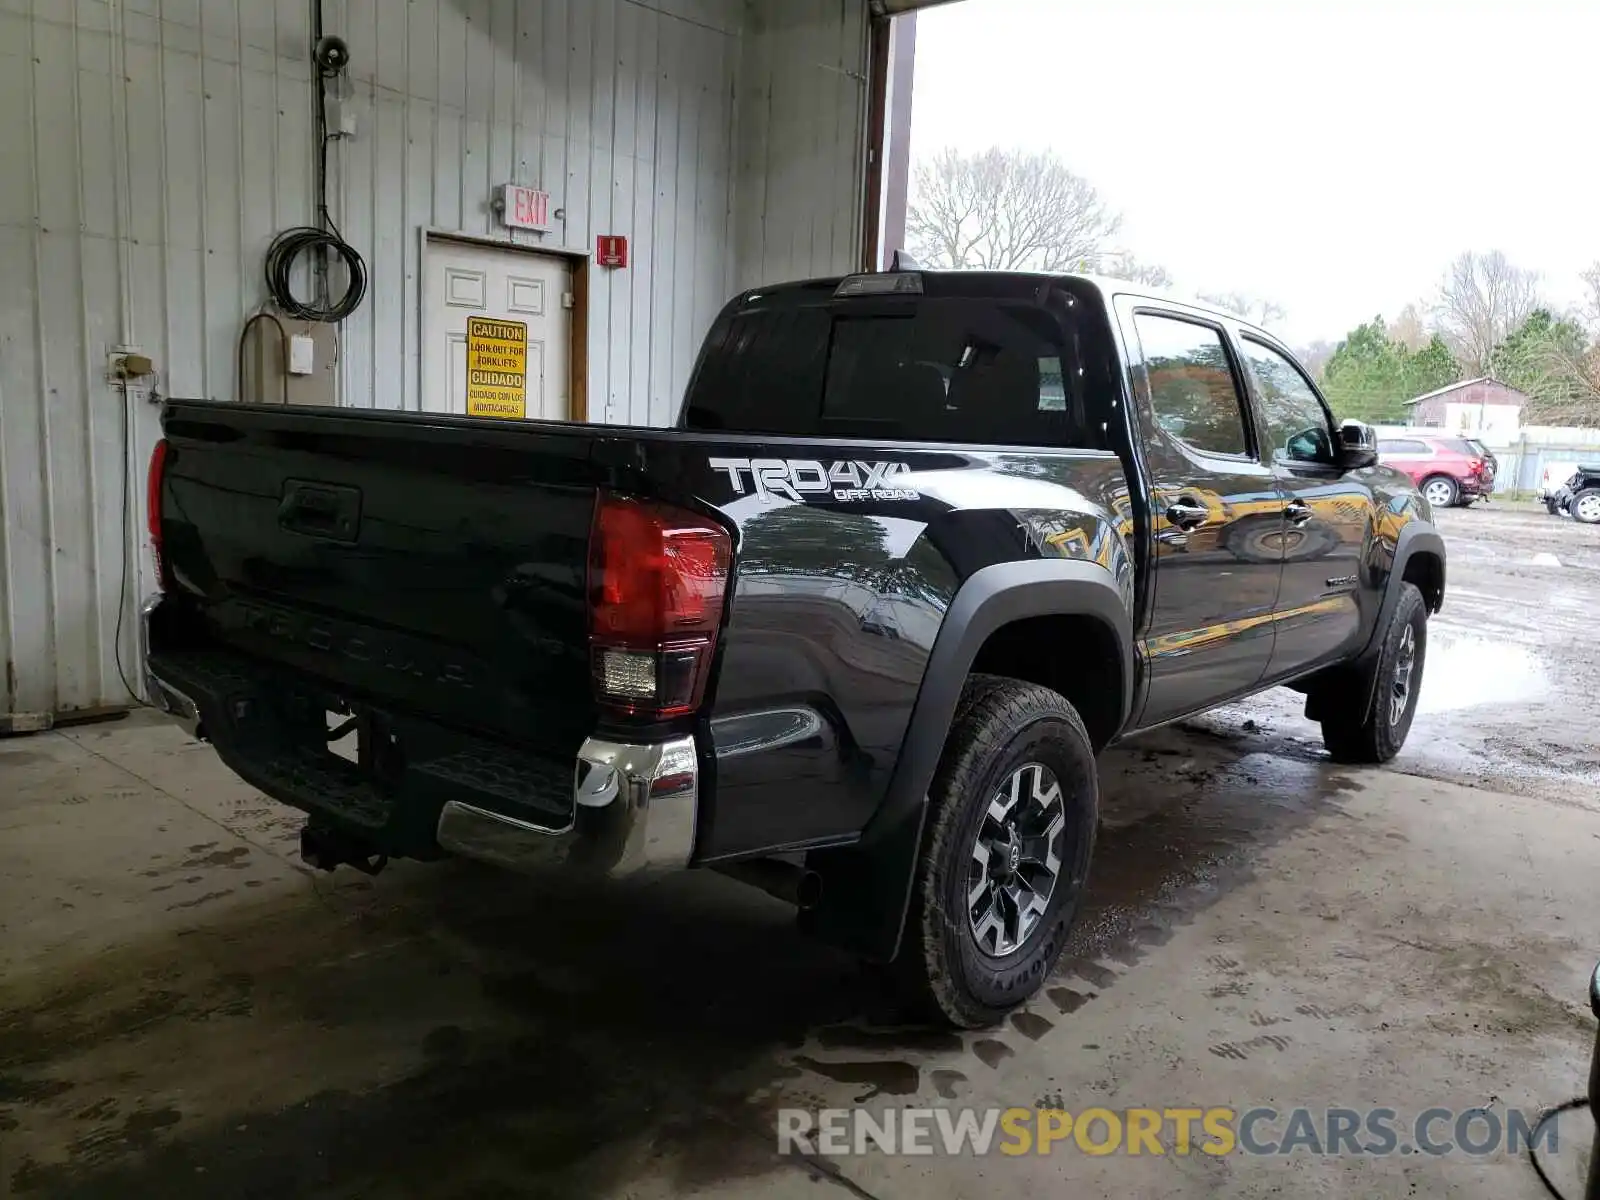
xmin=466 ymin=317 xmax=527 ymax=418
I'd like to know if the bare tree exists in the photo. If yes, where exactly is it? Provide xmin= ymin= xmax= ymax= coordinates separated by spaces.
xmin=1432 ymin=250 xmax=1541 ymax=375
xmin=1102 ymin=253 xmax=1173 ymax=289
xmin=1579 ymin=261 xmax=1600 ymax=335
xmin=906 ymin=147 xmax=1122 ymax=272
xmin=1386 ymin=304 xmax=1429 ymax=351
xmin=1295 ymin=339 xmax=1336 ymax=382
xmin=1505 ymin=340 xmax=1600 ymax=425
xmin=1198 ymin=291 xmax=1287 ymax=328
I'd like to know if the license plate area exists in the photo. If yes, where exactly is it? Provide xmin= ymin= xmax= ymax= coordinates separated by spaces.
xmin=243 ymin=674 xmax=571 ymax=831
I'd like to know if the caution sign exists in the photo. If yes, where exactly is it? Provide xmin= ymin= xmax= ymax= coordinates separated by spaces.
xmin=466 ymin=317 xmax=527 ymax=418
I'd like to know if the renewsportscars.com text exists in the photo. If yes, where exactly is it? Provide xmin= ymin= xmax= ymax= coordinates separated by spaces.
xmin=777 ymin=1105 xmax=1558 ymax=1158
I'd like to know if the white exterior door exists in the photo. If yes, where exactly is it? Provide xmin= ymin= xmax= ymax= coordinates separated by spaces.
xmin=424 ymin=240 xmax=573 ymax=419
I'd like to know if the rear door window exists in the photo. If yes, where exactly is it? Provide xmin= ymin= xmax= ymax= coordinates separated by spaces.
xmin=1131 ymin=313 xmax=1252 ymax=457
xmin=683 ymin=297 xmax=1107 ymax=449
xmin=1379 ymin=439 xmax=1430 ymax=454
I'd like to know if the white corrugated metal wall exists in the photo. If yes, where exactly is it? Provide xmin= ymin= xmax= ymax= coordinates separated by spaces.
xmin=733 ymin=0 xmax=869 ymax=289
xmin=0 ymin=0 xmax=870 ymax=721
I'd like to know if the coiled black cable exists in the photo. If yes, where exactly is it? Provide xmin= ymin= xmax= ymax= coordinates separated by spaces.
xmin=264 ymin=225 xmax=366 ymax=322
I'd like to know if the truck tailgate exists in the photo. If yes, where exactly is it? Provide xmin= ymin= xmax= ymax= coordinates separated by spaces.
xmin=159 ymin=403 xmax=603 ymax=761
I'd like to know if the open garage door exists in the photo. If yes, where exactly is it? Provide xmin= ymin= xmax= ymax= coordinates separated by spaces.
xmin=861 ymin=2 xmax=965 ymax=269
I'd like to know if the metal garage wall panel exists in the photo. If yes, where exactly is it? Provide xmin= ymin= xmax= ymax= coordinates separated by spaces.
xmin=0 ymin=0 xmax=758 ymax=719
xmin=732 ymin=0 xmax=870 ymax=290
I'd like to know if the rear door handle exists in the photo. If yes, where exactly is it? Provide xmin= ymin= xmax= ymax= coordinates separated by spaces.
xmin=1284 ymin=499 xmax=1314 ymax=526
xmin=1165 ymin=497 xmax=1209 ymax=530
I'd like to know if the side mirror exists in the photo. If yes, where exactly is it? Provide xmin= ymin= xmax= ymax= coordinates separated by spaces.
xmin=1338 ymin=421 xmax=1378 ymax=470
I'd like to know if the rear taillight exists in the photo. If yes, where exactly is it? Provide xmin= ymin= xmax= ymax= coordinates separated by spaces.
xmin=1468 ymin=457 xmax=1484 ymax=474
xmin=587 ymin=492 xmax=731 ymax=718
xmin=147 ymin=438 xmax=170 ymax=589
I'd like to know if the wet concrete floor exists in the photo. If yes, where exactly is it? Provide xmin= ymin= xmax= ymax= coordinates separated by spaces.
xmin=2 ymin=502 xmax=1598 ymax=1198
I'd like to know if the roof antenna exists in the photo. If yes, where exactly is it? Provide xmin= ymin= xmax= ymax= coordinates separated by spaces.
xmin=889 ymin=249 xmax=921 ymax=272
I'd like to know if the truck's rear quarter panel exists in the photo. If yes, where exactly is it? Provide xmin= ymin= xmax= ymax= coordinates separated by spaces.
xmin=649 ymin=440 xmax=1133 ymax=859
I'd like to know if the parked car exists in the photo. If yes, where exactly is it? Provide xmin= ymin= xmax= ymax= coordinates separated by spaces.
xmin=1375 ymin=433 xmax=1493 ymax=508
xmin=1545 ymin=465 xmax=1600 ymax=523
xmin=141 ymin=272 xmax=1445 ymax=1027
xmin=1540 ymin=461 xmax=1580 ymax=509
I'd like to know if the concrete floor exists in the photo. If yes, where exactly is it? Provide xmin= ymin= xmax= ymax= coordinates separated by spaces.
xmin=3 ymin=503 xmax=1598 ymax=1198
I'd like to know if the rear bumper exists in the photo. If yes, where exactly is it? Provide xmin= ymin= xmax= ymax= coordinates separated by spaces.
xmin=140 ymin=594 xmax=697 ymax=878
xmin=434 ymin=737 xmax=697 ymax=877
xmin=141 ymin=594 xmax=203 ymax=739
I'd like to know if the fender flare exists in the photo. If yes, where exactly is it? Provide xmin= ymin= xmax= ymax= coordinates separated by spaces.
xmin=802 ymin=558 xmax=1134 ymax=962
xmin=1364 ymin=522 xmax=1445 ymax=658
xmin=1307 ymin=521 xmax=1445 ymax=724
xmin=1352 ymin=521 xmax=1444 ymax=717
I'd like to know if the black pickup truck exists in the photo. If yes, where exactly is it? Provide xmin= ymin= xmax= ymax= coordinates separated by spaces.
xmin=142 ymin=270 xmax=1444 ymax=1026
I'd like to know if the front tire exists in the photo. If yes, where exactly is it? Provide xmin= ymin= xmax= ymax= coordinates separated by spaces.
xmin=1572 ymin=488 xmax=1600 ymax=524
xmin=1321 ymin=583 xmax=1427 ymax=763
xmin=899 ymin=675 xmax=1098 ymax=1028
xmin=1420 ymin=475 xmax=1458 ymax=509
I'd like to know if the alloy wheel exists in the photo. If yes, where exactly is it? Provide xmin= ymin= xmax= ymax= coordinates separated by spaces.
xmin=967 ymin=762 xmax=1067 ymax=957
xmin=1390 ymin=623 xmax=1417 ymax=726
xmin=1423 ymin=479 xmax=1456 ymax=507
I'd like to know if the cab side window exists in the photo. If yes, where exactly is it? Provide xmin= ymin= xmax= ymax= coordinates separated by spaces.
xmin=1133 ymin=313 xmax=1251 ymax=457
xmin=1241 ymin=338 xmax=1335 ymax=466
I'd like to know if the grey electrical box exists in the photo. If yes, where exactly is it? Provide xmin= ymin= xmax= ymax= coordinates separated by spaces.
xmin=242 ymin=318 xmax=338 ymax=405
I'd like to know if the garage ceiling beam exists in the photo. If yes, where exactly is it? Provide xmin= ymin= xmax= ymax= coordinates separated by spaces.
xmin=869 ymin=0 xmax=964 ymax=14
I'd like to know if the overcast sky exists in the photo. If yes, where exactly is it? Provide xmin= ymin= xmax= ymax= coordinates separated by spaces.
xmin=908 ymin=0 xmax=1600 ymax=345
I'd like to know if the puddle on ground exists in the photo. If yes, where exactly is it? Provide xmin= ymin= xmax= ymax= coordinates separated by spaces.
xmin=1417 ymin=633 xmax=1546 ymax=714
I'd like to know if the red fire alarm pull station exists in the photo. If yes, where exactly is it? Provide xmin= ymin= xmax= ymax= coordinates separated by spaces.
xmin=597 ymin=235 xmax=628 ymax=268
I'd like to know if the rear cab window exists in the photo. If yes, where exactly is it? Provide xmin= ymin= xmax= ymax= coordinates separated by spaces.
xmin=681 ymin=277 xmax=1113 ymax=450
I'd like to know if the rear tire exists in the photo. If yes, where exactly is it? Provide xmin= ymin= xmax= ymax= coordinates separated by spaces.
xmin=898 ymin=675 xmax=1098 ymax=1028
xmin=1321 ymin=583 xmax=1427 ymax=764
xmin=1420 ymin=475 xmax=1458 ymax=509
xmin=1572 ymin=488 xmax=1600 ymax=524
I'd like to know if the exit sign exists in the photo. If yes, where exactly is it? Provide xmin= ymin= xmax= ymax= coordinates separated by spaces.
xmin=499 ymin=184 xmax=550 ymax=232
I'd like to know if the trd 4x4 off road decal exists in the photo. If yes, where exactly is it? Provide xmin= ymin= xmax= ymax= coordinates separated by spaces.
xmin=709 ymin=457 xmax=918 ymax=502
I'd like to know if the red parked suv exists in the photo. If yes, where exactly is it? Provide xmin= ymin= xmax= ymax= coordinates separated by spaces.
xmin=1376 ymin=433 xmax=1495 ymax=508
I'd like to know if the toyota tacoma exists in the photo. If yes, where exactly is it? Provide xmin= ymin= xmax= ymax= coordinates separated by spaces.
xmin=141 ymin=270 xmax=1445 ymax=1026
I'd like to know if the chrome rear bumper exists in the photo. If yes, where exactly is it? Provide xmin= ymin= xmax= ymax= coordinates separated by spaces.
xmin=435 ymin=735 xmax=698 ymax=878
xmin=141 ymin=593 xmax=697 ymax=878
xmin=140 ymin=593 xmax=203 ymax=740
